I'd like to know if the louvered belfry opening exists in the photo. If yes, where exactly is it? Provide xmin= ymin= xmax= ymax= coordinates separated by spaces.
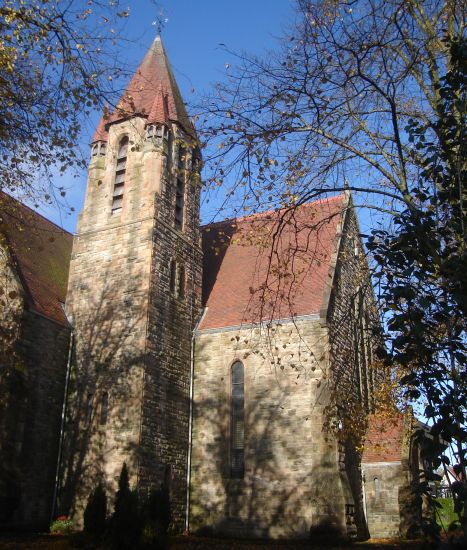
xmin=174 ymin=176 xmax=184 ymax=229
xmin=230 ymin=361 xmax=245 ymax=478
xmin=112 ymin=136 xmax=128 ymax=213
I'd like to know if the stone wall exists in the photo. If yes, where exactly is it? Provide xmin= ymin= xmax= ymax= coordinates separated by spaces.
xmin=0 ymin=309 xmax=70 ymax=530
xmin=13 ymin=312 xmax=70 ymax=529
xmin=190 ymin=318 xmax=350 ymax=539
xmin=138 ymin=127 xmax=203 ymax=530
xmin=0 ymin=240 xmax=70 ymax=530
xmin=362 ymin=462 xmax=406 ymax=538
xmin=323 ymin=202 xmax=379 ymax=540
xmin=362 ymin=416 xmax=424 ymax=539
xmin=325 ymin=204 xmax=378 ymax=415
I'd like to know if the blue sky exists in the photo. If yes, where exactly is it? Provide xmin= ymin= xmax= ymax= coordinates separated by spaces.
xmin=42 ymin=0 xmax=295 ymax=232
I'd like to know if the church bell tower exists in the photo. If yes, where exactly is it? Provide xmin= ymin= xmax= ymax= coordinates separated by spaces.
xmin=62 ymin=36 xmax=202 ymax=529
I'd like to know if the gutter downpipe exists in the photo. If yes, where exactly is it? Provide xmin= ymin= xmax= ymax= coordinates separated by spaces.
xmin=362 ymin=469 xmax=368 ymax=525
xmin=50 ymin=330 xmax=74 ymax=525
xmin=185 ymin=307 xmax=207 ymax=533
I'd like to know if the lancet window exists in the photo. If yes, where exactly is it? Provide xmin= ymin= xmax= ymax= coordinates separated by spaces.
xmin=230 ymin=361 xmax=245 ymax=478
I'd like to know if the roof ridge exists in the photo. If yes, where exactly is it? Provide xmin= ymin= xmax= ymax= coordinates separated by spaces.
xmin=201 ymin=194 xmax=345 ymax=230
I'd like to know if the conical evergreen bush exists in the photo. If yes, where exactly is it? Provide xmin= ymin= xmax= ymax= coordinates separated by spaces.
xmin=83 ymin=483 xmax=107 ymax=538
xmin=110 ymin=463 xmax=141 ymax=549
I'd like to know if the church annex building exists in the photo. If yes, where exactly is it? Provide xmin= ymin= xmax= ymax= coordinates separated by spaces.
xmin=0 ymin=36 xmax=427 ymax=540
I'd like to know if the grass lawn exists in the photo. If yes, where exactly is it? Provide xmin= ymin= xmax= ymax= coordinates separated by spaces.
xmin=435 ymin=498 xmax=459 ymax=531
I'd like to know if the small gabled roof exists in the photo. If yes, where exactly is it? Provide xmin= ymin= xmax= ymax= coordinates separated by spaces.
xmin=148 ymin=83 xmax=170 ymax=126
xmin=200 ymin=195 xmax=345 ymax=331
xmin=0 ymin=192 xmax=72 ymax=326
xmin=93 ymin=35 xmax=194 ymax=142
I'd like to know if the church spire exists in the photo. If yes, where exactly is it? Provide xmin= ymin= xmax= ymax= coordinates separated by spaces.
xmin=92 ymin=35 xmax=194 ymax=143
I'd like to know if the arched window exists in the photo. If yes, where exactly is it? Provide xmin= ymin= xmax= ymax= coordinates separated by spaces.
xmin=178 ymin=144 xmax=186 ymax=170
xmin=146 ymin=124 xmax=156 ymax=139
xmin=173 ymin=142 xmax=186 ymax=229
xmin=230 ymin=361 xmax=245 ymax=478
xmin=112 ymin=136 xmax=128 ymax=213
xmin=146 ymin=124 xmax=168 ymax=141
xmin=374 ymin=477 xmax=380 ymax=496
xmin=174 ymin=176 xmax=185 ymax=229
xmin=167 ymin=129 xmax=173 ymax=167
xmin=178 ymin=264 xmax=185 ymax=300
xmin=169 ymin=259 xmax=185 ymax=300
xmin=169 ymin=259 xmax=177 ymax=293
xmin=91 ymin=142 xmax=106 ymax=157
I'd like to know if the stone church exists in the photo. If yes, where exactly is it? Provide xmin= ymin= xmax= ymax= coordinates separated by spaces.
xmin=0 ymin=36 xmax=426 ymax=540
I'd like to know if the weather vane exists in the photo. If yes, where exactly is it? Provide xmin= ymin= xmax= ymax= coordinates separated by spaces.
xmin=152 ymin=6 xmax=168 ymax=35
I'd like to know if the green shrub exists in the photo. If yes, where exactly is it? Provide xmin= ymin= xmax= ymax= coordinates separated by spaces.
xmin=50 ymin=515 xmax=74 ymax=534
xmin=435 ymin=498 xmax=461 ymax=531
xmin=109 ymin=463 xmax=141 ymax=549
xmin=84 ymin=483 xmax=107 ymax=538
xmin=140 ymin=486 xmax=170 ymax=547
xmin=146 ymin=486 xmax=170 ymax=533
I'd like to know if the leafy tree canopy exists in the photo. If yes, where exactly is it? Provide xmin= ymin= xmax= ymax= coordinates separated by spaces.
xmin=0 ymin=0 xmax=131 ymax=208
xmin=199 ymin=0 xmax=464 ymax=218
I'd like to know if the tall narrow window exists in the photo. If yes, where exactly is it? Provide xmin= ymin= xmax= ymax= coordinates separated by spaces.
xmin=230 ymin=361 xmax=245 ymax=478
xmin=100 ymin=392 xmax=109 ymax=425
xmin=178 ymin=144 xmax=186 ymax=170
xmin=167 ymin=130 xmax=173 ymax=168
xmin=169 ymin=259 xmax=177 ymax=293
xmin=112 ymin=136 xmax=128 ymax=214
xmin=374 ymin=477 xmax=381 ymax=496
xmin=169 ymin=260 xmax=185 ymax=300
xmin=175 ymin=177 xmax=185 ymax=229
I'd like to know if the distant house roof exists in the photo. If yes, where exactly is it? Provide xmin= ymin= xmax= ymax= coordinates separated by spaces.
xmin=200 ymin=195 xmax=345 ymax=331
xmin=362 ymin=413 xmax=408 ymax=463
xmin=0 ymin=192 xmax=73 ymax=326
xmin=93 ymin=35 xmax=194 ymax=142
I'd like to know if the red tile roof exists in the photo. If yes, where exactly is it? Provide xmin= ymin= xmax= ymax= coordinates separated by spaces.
xmin=0 ymin=192 xmax=73 ymax=326
xmin=200 ymin=195 xmax=345 ymax=330
xmin=93 ymin=114 xmax=108 ymax=143
xmin=362 ymin=413 xmax=406 ymax=463
xmin=93 ymin=35 xmax=193 ymax=142
xmin=148 ymin=83 xmax=170 ymax=126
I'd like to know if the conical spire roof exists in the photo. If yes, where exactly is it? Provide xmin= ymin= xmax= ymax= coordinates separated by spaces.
xmin=92 ymin=35 xmax=194 ymax=142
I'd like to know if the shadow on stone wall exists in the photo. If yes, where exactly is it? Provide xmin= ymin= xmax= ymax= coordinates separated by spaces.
xmin=189 ymin=365 xmax=358 ymax=540
xmin=58 ymin=266 xmax=147 ymax=521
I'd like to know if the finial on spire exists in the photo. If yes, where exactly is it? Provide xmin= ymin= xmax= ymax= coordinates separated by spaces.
xmin=152 ymin=6 xmax=168 ymax=36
